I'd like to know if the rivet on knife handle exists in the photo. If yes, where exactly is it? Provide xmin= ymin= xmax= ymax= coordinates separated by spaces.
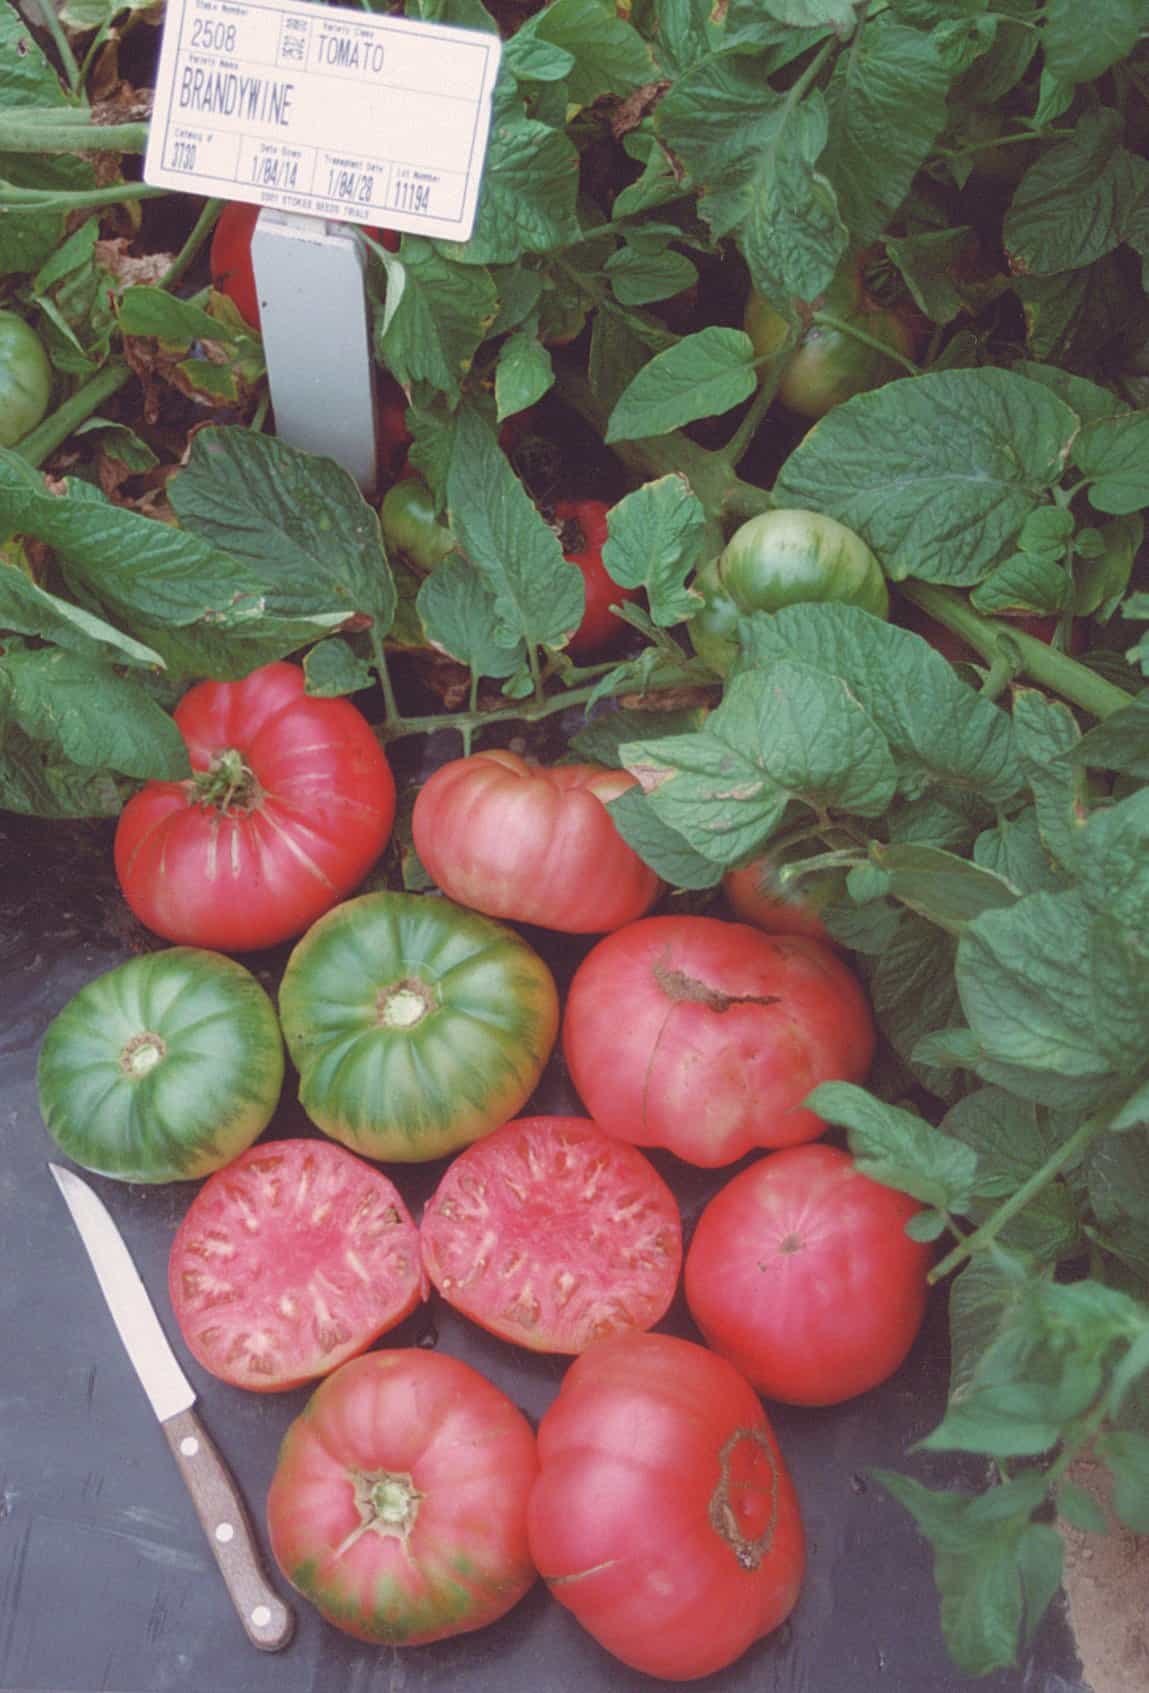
xmin=162 ymin=1406 xmax=294 ymax=1652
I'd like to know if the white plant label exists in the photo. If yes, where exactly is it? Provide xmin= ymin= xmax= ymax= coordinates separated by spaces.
xmin=145 ymin=0 xmax=503 ymax=242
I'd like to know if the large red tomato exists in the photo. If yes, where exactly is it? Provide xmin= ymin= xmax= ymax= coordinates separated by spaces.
xmin=723 ymin=841 xmax=848 ymax=944
xmin=114 ymin=662 xmax=395 ymax=951
xmin=562 ymin=916 xmax=875 ymax=1165
xmin=267 ymin=1350 xmax=538 ymax=1645
xmin=210 ymin=202 xmax=397 ymax=330
xmin=168 ymin=1139 xmax=425 ymax=1392
xmin=552 ymin=498 xmax=640 ymax=661
xmin=685 ymin=1143 xmax=932 ymax=1405
xmin=527 ymin=1331 xmax=805 ymax=1680
xmin=420 ymin=1115 xmax=681 ymax=1353
xmin=411 ymin=750 xmax=662 ymax=933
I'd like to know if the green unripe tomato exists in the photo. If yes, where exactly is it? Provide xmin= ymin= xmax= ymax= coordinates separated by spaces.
xmin=0 ymin=311 xmax=52 ymax=448
xmin=744 ymin=291 xmax=913 ymax=421
xmin=379 ymin=476 xmax=455 ymax=574
xmin=689 ymin=509 xmax=889 ymax=676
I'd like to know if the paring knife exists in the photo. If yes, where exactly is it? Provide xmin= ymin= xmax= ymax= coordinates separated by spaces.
xmin=48 ymin=1162 xmax=294 ymax=1652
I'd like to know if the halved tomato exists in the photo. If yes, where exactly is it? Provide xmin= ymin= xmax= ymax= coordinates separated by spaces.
xmin=420 ymin=1116 xmax=682 ymax=1354
xmin=168 ymin=1138 xmax=426 ymax=1392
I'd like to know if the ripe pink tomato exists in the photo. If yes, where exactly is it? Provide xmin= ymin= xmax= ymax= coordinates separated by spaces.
xmin=420 ymin=1115 xmax=681 ymax=1353
xmin=527 ymin=1331 xmax=805 ymax=1680
xmin=723 ymin=845 xmax=848 ymax=944
xmin=411 ymin=749 xmax=662 ymax=933
xmin=552 ymin=498 xmax=640 ymax=660
xmin=685 ymin=1143 xmax=933 ymax=1405
xmin=562 ymin=915 xmax=875 ymax=1166
xmin=114 ymin=662 xmax=395 ymax=951
xmin=168 ymin=1139 xmax=425 ymax=1392
xmin=267 ymin=1350 xmax=538 ymax=1645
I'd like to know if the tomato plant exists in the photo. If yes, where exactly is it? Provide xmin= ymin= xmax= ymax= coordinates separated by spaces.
xmin=278 ymin=889 xmax=559 ymax=1161
xmin=685 ymin=1143 xmax=933 ymax=1406
xmin=527 ymin=1331 xmax=805 ymax=1680
xmin=411 ymin=750 xmax=662 ymax=933
xmin=723 ymin=841 xmax=849 ymax=944
xmin=0 ymin=310 xmax=52 ymax=448
xmin=267 ymin=1349 xmax=538 ymax=1645
xmin=210 ymin=202 xmax=397 ymax=330
xmin=563 ymin=916 xmax=876 ymax=1166
xmin=744 ymin=287 xmax=915 ymax=419
xmin=36 ymin=948 xmax=282 ymax=1183
xmin=379 ymin=475 xmax=455 ymax=573
xmin=168 ymin=1138 xmax=424 ymax=1392
xmin=420 ymin=1115 xmax=681 ymax=1353
xmin=690 ymin=509 xmax=888 ymax=675
xmin=113 ymin=662 xmax=395 ymax=952
xmin=552 ymin=498 xmax=640 ymax=660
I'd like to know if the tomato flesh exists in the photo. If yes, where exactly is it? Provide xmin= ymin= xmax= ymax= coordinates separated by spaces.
xmin=684 ymin=1142 xmax=933 ymax=1405
xmin=527 ymin=1331 xmax=805 ymax=1680
xmin=563 ymin=915 xmax=876 ymax=1166
xmin=420 ymin=1115 xmax=682 ymax=1353
xmin=267 ymin=1349 xmax=539 ymax=1644
xmin=169 ymin=1138 xmax=425 ymax=1392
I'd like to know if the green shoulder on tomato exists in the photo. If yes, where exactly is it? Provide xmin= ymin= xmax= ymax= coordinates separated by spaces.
xmin=689 ymin=508 xmax=889 ymax=676
xmin=0 ymin=311 xmax=52 ymax=449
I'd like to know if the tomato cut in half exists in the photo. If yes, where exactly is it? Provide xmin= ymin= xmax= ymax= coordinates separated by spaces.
xmin=420 ymin=1116 xmax=682 ymax=1354
xmin=168 ymin=1139 xmax=426 ymax=1392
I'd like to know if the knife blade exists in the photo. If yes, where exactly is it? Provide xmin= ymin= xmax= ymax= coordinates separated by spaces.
xmin=49 ymin=1162 xmax=294 ymax=1653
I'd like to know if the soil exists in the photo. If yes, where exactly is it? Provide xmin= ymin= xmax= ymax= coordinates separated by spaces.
xmin=1060 ymin=1457 xmax=1149 ymax=1693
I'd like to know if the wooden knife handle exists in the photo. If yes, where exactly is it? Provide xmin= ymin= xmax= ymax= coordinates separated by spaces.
xmin=162 ymin=1405 xmax=295 ymax=1652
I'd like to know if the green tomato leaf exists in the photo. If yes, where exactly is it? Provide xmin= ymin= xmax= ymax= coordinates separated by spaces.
xmin=774 ymin=370 xmax=1078 ymax=586
xmin=601 ymin=476 xmax=709 ymax=626
xmin=870 ymin=843 xmax=1019 ymax=934
xmin=570 ymin=706 xmax=708 ymax=769
xmin=528 ymin=0 xmax=654 ymax=104
xmin=0 ymin=648 xmax=189 ymax=780
xmin=884 ymin=227 xmax=976 ymax=326
xmin=1004 ymin=111 xmax=1147 ymax=278
xmin=119 ymin=286 xmax=240 ymax=347
xmin=416 ymin=557 xmax=526 ymax=678
xmin=606 ymin=787 xmax=724 ymax=890
xmin=494 ymin=331 xmax=554 ymax=420
xmin=378 ymin=241 xmax=499 ymax=401
xmin=1074 ymin=514 xmax=1141 ymax=620
xmin=1012 ymin=360 xmax=1126 ymax=423
xmin=0 ymin=7 xmax=95 ymax=276
xmin=741 ymin=92 xmax=849 ymax=310
xmin=1042 ymin=0 xmax=1143 ymax=85
xmin=941 ymin=1087 xmax=1081 ymax=1261
xmin=446 ymin=408 xmax=583 ymax=651
xmin=969 ymin=552 xmax=1070 ymax=615
xmin=0 ymin=565 xmax=164 ymax=670
xmin=973 ymin=807 xmax=1068 ymax=896
xmin=1070 ymin=691 xmax=1149 ymax=779
xmin=806 ymin=1081 xmax=979 ymax=1211
xmin=947 ymin=1256 xmax=1021 ymax=1405
xmin=873 ymin=911 xmax=963 ymax=1100
xmin=438 ymin=98 xmax=581 ymax=266
xmin=821 ymin=16 xmax=953 ymax=245
xmin=605 ymin=244 xmax=698 ymax=308
xmin=1073 ymin=412 xmax=1149 ymax=516
xmin=741 ymin=604 xmax=1023 ymax=804
xmin=655 ymin=54 xmax=785 ymax=238
xmin=1013 ymin=689 xmax=1086 ymax=875
xmin=169 ymin=426 xmax=396 ymax=628
xmin=302 ymin=637 xmax=374 ymax=697
xmin=1095 ymin=1432 xmax=1149 ymax=1534
xmin=0 ymin=716 xmax=123 ymax=818
xmin=605 ymin=328 xmax=758 ymax=442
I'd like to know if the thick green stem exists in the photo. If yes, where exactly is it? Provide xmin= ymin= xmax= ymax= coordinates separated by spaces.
xmin=928 ymin=1109 xmax=1113 ymax=1285
xmin=160 ymin=199 xmax=224 ymax=292
xmin=901 ymin=581 xmax=1134 ymax=720
xmin=368 ymin=627 xmax=402 ymax=729
xmin=0 ymin=119 xmax=151 ymax=153
xmin=378 ymin=672 xmax=706 ymax=745
xmin=0 ymin=179 xmax=166 ymax=212
xmin=13 ymin=360 xmax=134 ymax=467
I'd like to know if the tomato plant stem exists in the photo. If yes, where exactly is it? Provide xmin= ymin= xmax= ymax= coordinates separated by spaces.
xmin=900 ymin=581 xmax=1134 ymax=719
xmin=0 ymin=179 xmax=166 ymax=212
xmin=13 ymin=360 xmax=134 ymax=467
xmin=368 ymin=628 xmax=403 ymax=730
xmin=928 ymin=1108 xmax=1113 ymax=1285
xmin=0 ymin=119 xmax=151 ymax=153
xmin=23 ymin=7 xmax=81 ymax=88
xmin=813 ymin=310 xmax=920 ymax=375
xmin=378 ymin=673 xmax=699 ymax=744
xmin=160 ymin=199 xmax=224 ymax=292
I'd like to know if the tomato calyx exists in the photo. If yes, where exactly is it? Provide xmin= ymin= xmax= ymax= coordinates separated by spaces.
xmin=653 ymin=957 xmax=780 ymax=1014
xmin=375 ymin=977 xmax=437 ymax=1030
xmin=191 ymin=747 xmax=263 ymax=815
xmin=119 ymin=1030 xmax=167 ymax=1078
xmin=336 ymin=1468 xmax=425 ymax=1555
xmin=709 ymin=1426 xmax=780 ymax=1572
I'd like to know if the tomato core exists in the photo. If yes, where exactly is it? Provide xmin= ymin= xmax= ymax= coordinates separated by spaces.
xmin=119 ymin=1032 xmax=166 ymax=1077
xmin=336 ymin=1469 xmax=424 ymax=1555
xmin=376 ymin=980 xmax=436 ymax=1029
xmin=710 ymin=1427 xmax=781 ymax=1569
xmin=193 ymin=748 xmax=262 ymax=815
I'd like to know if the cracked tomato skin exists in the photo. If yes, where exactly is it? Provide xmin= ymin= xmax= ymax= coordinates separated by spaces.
xmin=266 ymin=1349 xmax=539 ymax=1645
xmin=411 ymin=750 xmax=663 ymax=934
xmin=419 ymin=1115 xmax=682 ymax=1354
xmin=169 ymin=1139 xmax=426 ymax=1392
xmin=114 ymin=662 xmax=395 ymax=953
xmin=685 ymin=1143 xmax=932 ymax=1406
xmin=527 ymin=1331 xmax=805 ymax=1681
xmin=562 ymin=915 xmax=876 ymax=1166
